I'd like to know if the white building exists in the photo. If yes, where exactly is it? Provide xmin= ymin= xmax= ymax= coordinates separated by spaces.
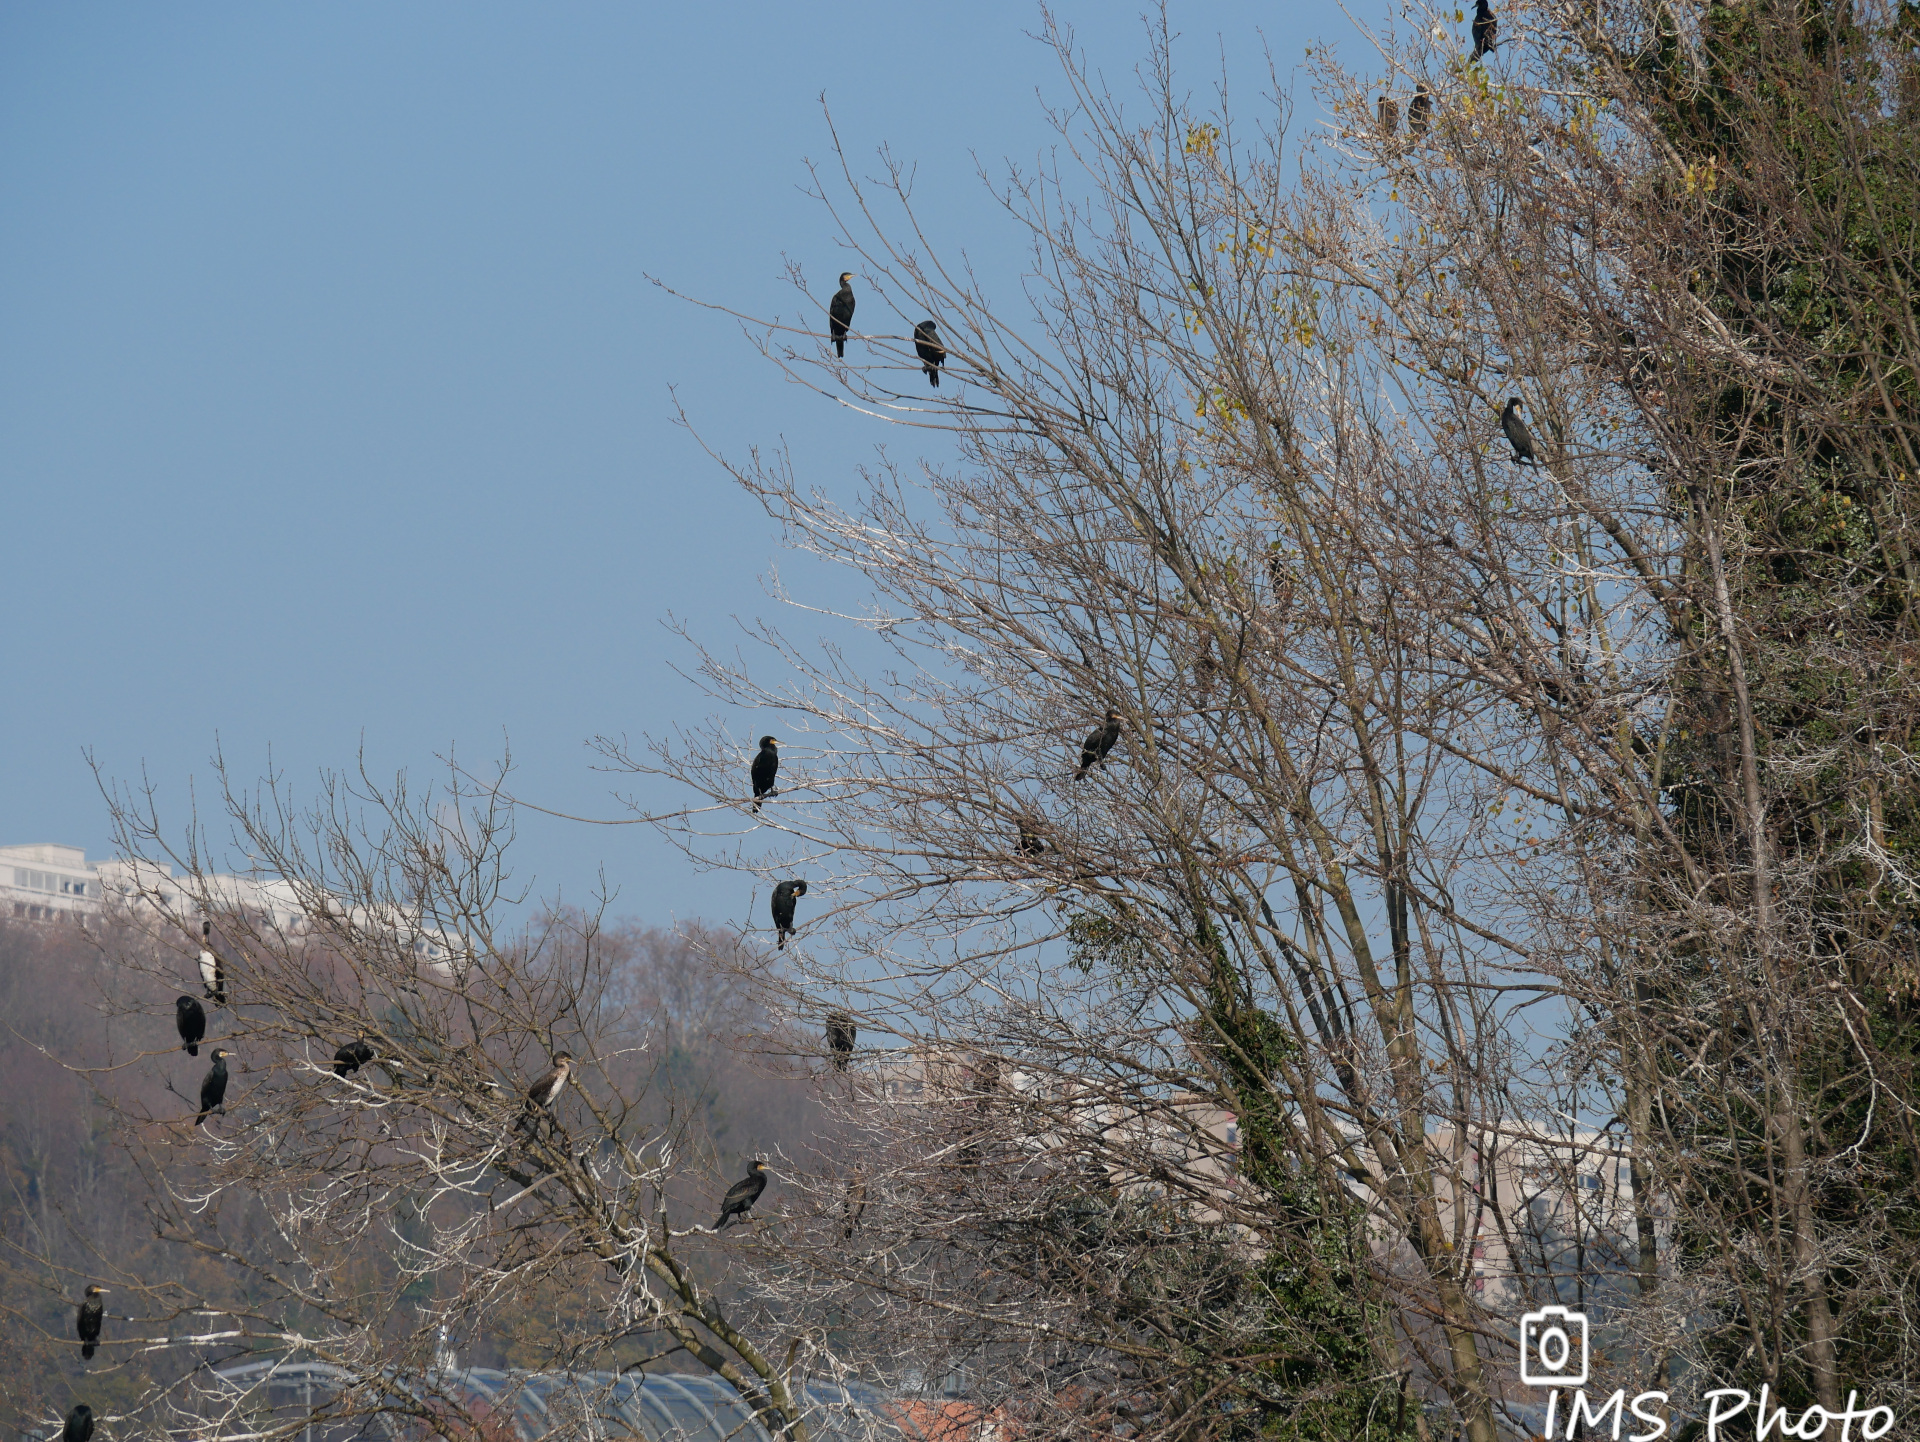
xmin=0 ymin=842 xmax=102 ymax=920
xmin=0 ymin=840 xmax=449 ymax=965
xmin=1 ymin=840 xmax=310 ymax=930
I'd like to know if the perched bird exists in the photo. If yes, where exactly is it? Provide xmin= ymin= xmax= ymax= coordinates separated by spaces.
xmin=198 ymin=920 xmax=226 ymax=1007
xmin=771 ymin=880 xmax=808 ymax=949
xmin=195 ymin=1048 xmax=231 ymax=1127
xmin=1377 ymin=94 xmax=1399 ymax=136
xmin=829 ymin=273 xmax=856 ymax=359
xmin=826 ymin=1012 xmax=856 ymax=1070
xmin=842 ymin=1169 xmax=868 ymax=1239
xmin=62 ymin=1406 xmax=94 ymax=1442
xmin=1472 ymin=0 xmax=1497 ymax=60
xmin=526 ymin=1052 xmax=576 ymax=1111
xmin=1408 ymin=84 xmax=1433 ymax=136
xmin=1015 ymin=821 xmax=1049 ymax=857
xmin=713 ymin=1158 xmax=770 ymax=1230
xmin=1500 ymin=396 xmax=1538 ymax=465
xmin=1075 ymin=711 xmax=1122 ymax=779
xmin=750 ymin=736 xmax=780 ymax=811
xmin=1193 ymin=632 xmax=1218 ymax=698
xmin=914 ymin=320 xmax=946 ymax=386
xmin=332 ymin=1040 xmax=375 ymax=1077
xmin=972 ymin=1053 xmax=1002 ymax=1102
xmin=76 ymin=1286 xmax=107 ymax=1361
xmin=175 ymin=995 xmax=206 ymax=1057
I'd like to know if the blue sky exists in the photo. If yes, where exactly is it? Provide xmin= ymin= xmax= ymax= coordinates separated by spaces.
xmin=0 ymin=2 xmax=1381 ymax=931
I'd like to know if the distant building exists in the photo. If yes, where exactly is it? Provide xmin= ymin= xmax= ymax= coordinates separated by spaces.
xmin=0 ymin=842 xmax=101 ymax=920
xmin=0 ymin=842 xmax=451 ymax=968
xmin=1 ymin=841 xmax=306 ymax=930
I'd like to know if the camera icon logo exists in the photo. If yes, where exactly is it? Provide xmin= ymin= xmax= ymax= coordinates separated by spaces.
xmin=1519 ymin=1306 xmax=1589 ymax=1388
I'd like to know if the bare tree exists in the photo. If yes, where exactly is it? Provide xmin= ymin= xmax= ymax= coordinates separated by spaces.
xmin=5 ymin=756 xmax=838 ymax=1442
xmin=630 ymin=0 xmax=1920 ymax=1433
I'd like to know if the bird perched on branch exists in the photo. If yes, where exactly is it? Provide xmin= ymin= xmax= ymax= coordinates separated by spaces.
xmin=772 ymin=879 xmax=808 ymax=948
xmin=61 ymin=1405 xmax=93 ymax=1442
xmin=526 ymin=1052 xmax=575 ymax=1111
xmin=914 ymin=320 xmax=946 ymax=386
xmin=1472 ymin=0 xmax=1497 ymax=60
xmin=829 ymin=273 xmax=856 ymax=359
xmin=76 ymin=1286 xmax=107 ymax=1361
xmin=842 ymin=1169 xmax=868 ymax=1239
xmin=195 ymin=1048 xmax=231 ymax=1127
xmin=826 ymin=1012 xmax=856 ymax=1070
xmin=714 ymin=1159 xmax=769 ymax=1230
xmin=1016 ymin=820 xmax=1049 ymax=856
xmin=332 ymin=1040 xmax=375 ymax=1077
xmin=175 ymin=995 xmax=206 ymax=1057
xmin=1500 ymin=396 xmax=1538 ymax=465
xmin=198 ymin=919 xmax=226 ymax=1006
xmin=1377 ymin=94 xmax=1399 ymax=135
xmin=750 ymin=736 xmax=779 ymax=811
xmin=1075 ymin=711 xmax=1121 ymax=779
xmin=1408 ymin=83 xmax=1432 ymax=136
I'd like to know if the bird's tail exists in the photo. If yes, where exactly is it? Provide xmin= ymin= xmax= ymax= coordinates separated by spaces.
xmin=194 ymin=1111 xmax=208 ymax=1127
xmin=835 ymin=340 xmax=846 ymax=358
xmin=82 ymin=1344 xmax=95 ymax=1360
xmin=713 ymin=1213 xmax=729 ymax=1231
xmin=185 ymin=1042 xmax=199 ymax=1057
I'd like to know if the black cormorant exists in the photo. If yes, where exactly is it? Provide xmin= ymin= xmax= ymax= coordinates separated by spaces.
xmin=914 ymin=320 xmax=945 ymax=386
xmin=771 ymin=880 xmax=808 ymax=948
xmin=751 ymin=736 xmax=779 ymax=811
xmin=1500 ymin=397 xmax=1538 ymax=465
xmin=1472 ymin=0 xmax=1497 ymax=60
xmin=198 ymin=920 xmax=226 ymax=1007
xmin=195 ymin=1048 xmax=231 ymax=1127
xmin=1075 ymin=712 xmax=1121 ymax=779
xmin=332 ymin=1040 xmax=375 ymax=1077
xmin=1016 ymin=821 xmax=1049 ymax=856
xmin=713 ymin=1159 xmax=769 ymax=1229
xmin=1408 ymin=84 xmax=1432 ymax=136
xmin=829 ymin=274 xmax=856 ymax=358
xmin=826 ymin=1012 xmax=856 ymax=1070
xmin=76 ymin=1286 xmax=107 ymax=1361
xmin=62 ymin=1405 xmax=93 ymax=1442
xmin=1378 ymin=94 xmax=1399 ymax=135
xmin=175 ymin=995 xmax=206 ymax=1057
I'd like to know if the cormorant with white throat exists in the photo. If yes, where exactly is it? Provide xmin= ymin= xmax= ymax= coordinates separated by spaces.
xmin=751 ymin=736 xmax=779 ymax=811
xmin=195 ymin=1048 xmax=231 ymax=1127
xmin=76 ymin=1286 xmax=107 ymax=1361
xmin=714 ymin=1159 xmax=769 ymax=1229
xmin=772 ymin=880 xmax=808 ymax=948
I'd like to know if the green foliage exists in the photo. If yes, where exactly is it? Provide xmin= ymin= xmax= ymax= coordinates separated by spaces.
xmin=1621 ymin=0 xmax=1920 ymax=1404
xmin=1054 ymin=907 xmax=1411 ymax=1436
xmin=1066 ymin=907 xmax=1152 ymax=977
